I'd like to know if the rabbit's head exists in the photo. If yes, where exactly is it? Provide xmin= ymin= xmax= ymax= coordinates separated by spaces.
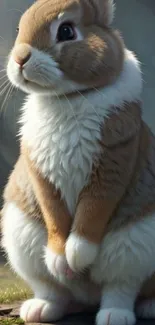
xmin=7 ymin=0 xmax=124 ymax=95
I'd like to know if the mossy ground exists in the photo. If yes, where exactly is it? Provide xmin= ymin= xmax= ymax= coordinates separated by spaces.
xmin=0 ymin=318 xmax=24 ymax=325
xmin=0 ymin=264 xmax=32 ymax=304
xmin=0 ymin=263 xmax=32 ymax=324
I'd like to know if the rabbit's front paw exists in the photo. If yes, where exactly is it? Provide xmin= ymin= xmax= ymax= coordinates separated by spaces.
xmin=66 ymin=233 xmax=99 ymax=272
xmin=45 ymin=247 xmax=74 ymax=279
xmin=20 ymin=298 xmax=66 ymax=323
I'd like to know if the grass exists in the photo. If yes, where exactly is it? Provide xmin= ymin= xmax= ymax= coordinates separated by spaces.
xmin=0 ymin=318 xmax=24 ymax=325
xmin=0 ymin=264 xmax=32 ymax=304
xmin=0 ymin=263 xmax=32 ymax=324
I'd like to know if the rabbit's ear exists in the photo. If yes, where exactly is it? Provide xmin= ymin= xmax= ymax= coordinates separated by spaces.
xmin=91 ymin=0 xmax=115 ymax=27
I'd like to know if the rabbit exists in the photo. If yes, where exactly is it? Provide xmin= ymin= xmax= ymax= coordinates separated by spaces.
xmin=2 ymin=0 xmax=155 ymax=324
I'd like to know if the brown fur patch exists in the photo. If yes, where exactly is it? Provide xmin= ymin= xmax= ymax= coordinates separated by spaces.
xmin=21 ymin=144 xmax=72 ymax=255
xmin=12 ymin=0 xmax=124 ymax=88
xmin=3 ymin=155 xmax=42 ymax=220
xmin=15 ymin=0 xmax=80 ymax=49
xmin=71 ymin=101 xmax=155 ymax=244
xmin=102 ymin=101 xmax=142 ymax=147
xmin=3 ymin=147 xmax=72 ymax=255
xmin=72 ymin=102 xmax=142 ymax=243
xmin=106 ymin=119 xmax=155 ymax=232
xmin=84 ymin=0 xmax=114 ymax=27
xmin=58 ymin=27 xmax=124 ymax=86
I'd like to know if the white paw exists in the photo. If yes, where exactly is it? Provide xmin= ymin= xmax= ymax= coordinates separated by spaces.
xmin=20 ymin=298 xmax=66 ymax=323
xmin=45 ymin=247 xmax=74 ymax=279
xmin=65 ymin=233 xmax=99 ymax=272
xmin=136 ymin=299 xmax=155 ymax=318
xmin=96 ymin=308 xmax=136 ymax=325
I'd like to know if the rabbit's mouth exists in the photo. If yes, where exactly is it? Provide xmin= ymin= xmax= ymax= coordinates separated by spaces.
xmin=7 ymin=45 xmax=65 ymax=94
xmin=7 ymin=65 xmax=52 ymax=94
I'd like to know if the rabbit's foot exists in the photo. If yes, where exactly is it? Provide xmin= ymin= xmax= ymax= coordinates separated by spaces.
xmin=96 ymin=308 xmax=136 ymax=325
xmin=20 ymin=298 xmax=67 ymax=323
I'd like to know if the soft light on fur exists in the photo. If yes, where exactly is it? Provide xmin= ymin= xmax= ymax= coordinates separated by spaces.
xmin=2 ymin=1 xmax=155 ymax=325
xmin=7 ymin=0 xmax=124 ymax=93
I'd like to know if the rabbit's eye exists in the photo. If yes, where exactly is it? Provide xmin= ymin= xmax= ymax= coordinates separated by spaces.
xmin=57 ymin=23 xmax=76 ymax=42
xmin=16 ymin=27 xmax=19 ymax=33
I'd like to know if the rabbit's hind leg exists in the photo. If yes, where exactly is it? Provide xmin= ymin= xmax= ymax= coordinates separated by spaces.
xmin=91 ymin=214 xmax=155 ymax=325
xmin=1 ymin=202 xmax=71 ymax=323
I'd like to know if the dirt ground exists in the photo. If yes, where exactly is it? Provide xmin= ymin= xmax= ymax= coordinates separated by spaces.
xmin=0 ymin=303 xmax=96 ymax=325
xmin=1 ymin=303 xmax=155 ymax=325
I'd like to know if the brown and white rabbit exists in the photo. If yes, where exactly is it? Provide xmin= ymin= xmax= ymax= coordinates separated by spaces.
xmin=2 ymin=0 xmax=155 ymax=324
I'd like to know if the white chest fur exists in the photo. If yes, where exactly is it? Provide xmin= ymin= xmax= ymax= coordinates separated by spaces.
xmin=21 ymin=94 xmax=106 ymax=215
xmin=21 ymin=50 xmax=142 ymax=215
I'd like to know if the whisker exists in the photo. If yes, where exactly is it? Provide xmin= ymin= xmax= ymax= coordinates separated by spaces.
xmin=1 ymin=84 xmax=14 ymax=116
xmin=92 ymin=86 xmax=111 ymax=103
xmin=0 ymin=74 xmax=7 ymax=81
xmin=2 ymin=84 xmax=13 ymax=108
xmin=34 ymin=69 xmax=49 ymax=87
xmin=13 ymin=88 xmax=19 ymax=117
xmin=54 ymin=91 xmax=67 ymax=113
xmin=0 ymin=79 xmax=10 ymax=91
xmin=0 ymin=36 xmax=5 ymax=42
xmin=35 ymin=70 xmax=81 ymax=133
xmin=7 ymin=8 xmax=23 ymax=15
xmin=0 ymin=83 xmax=10 ymax=96
xmin=0 ymin=84 xmax=10 ymax=100
xmin=55 ymin=76 xmax=102 ymax=123
xmin=0 ymin=78 xmax=10 ymax=89
xmin=35 ymin=70 xmax=70 ymax=119
xmin=1 ymin=86 xmax=11 ymax=113
xmin=62 ymin=92 xmax=81 ymax=135
xmin=23 ymin=61 xmax=102 ymax=126
xmin=0 ymin=69 xmax=6 ymax=74
xmin=73 ymin=88 xmax=101 ymax=122
xmin=93 ymin=86 xmax=105 ymax=97
xmin=44 ymin=70 xmax=102 ymax=122
xmin=6 ymin=85 xmax=14 ymax=103
xmin=0 ymin=79 xmax=10 ymax=92
xmin=51 ymin=73 xmax=103 ymax=122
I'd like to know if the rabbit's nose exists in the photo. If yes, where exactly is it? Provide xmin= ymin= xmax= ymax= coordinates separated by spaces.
xmin=15 ymin=52 xmax=31 ymax=67
xmin=13 ymin=44 xmax=32 ymax=67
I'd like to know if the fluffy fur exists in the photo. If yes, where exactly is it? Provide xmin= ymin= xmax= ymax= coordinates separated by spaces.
xmin=2 ymin=1 xmax=155 ymax=325
xmin=20 ymin=50 xmax=142 ymax=216
xmin=2 ymin=198 xmax=155 ymax=324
